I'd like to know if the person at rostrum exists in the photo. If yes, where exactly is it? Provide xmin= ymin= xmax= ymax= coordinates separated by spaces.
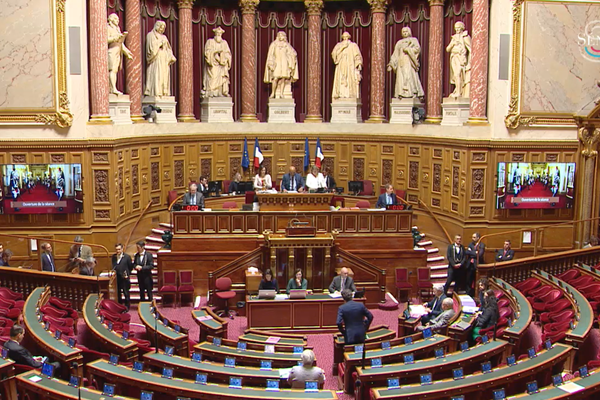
xmin=416 ymin=298 xmax=455 ymax=333
xmin=421 ymin=284 xmax=447 ymax=325
xmin=305 ymin=165 xmax=326 ymax=192
xmin=281 ymin=166 xmax=305 ymax=192
xmin=182 ymin=182 xmax=205 ymax=208
xmin=465 ymin=232 xmax=486 ymax=297
xmin=5 ymin=325 xmax=61 ymax=371
xmin=376 ymin=184 xmax=398 ymax=208
xmin=134 ymin=241 xmax=155 ymax=301
xmin=197 ymin=176 xmax=209 ymax=197
xmin=40 ymin=243 xmax=56 ymax=272
xmin=337 ymin=289 xmax=373 ymax=345
xmin=444 ymin=234 xmax=467 ymax=295
xmin=112 ymin=243 xmax=134 ymax=310
xmin=323 ymin=167 xmax=336 ymax=191
xmin=329 ymin=267 xmax=356 ymax=293
xmin=495 ymin=240 xmax=514 ymax=262
xmin=258 ymin=268 xmax=279 ymax=292
xmin=472 ymin=289 xmax=499 ymax=340
xmin=253 ymin=166 xmax=273 ymax=191
xmin=286 ymin=269 xmax=308 ymax=294
xmin=287 ymin=349 xmax=325 ymax=389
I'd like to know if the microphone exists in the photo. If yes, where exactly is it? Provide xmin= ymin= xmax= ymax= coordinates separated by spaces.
xmin=154 ymin=306 xmax=159 ymax=354
xmin=361 ymin=339 xmax=366 ymax=369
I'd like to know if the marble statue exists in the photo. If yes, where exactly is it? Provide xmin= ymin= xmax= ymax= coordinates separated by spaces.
xmin=446 ymin=21 xmax=471 ymax=98
xmin=144 ymin=21 xmax=177 ymax=97
xmin=107 ymin=13 xmax=133 ymax=95
xmin=202 ymin=27 xmax=232 ymax=98
xmin=264 ymin=31 xmax=298 ymax=99
xmin=331 ymin=32 xmax=363 ymax=100
xmin=387 ymin=27 xmax=424 ymax=99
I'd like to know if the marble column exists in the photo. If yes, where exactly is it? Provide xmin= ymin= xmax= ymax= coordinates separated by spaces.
xmin=467 ymin=0 xmax=489 ymax=124
xmin=125 ymin=0 xmax=144 ymax=122
xmin=366 ymin=0 xmax=388 ymax=123
xmin=177 ymin=0 xmax=197 ymax=122
xmin=239 ymin=0 xmax=260 ymax=122
xmin=425 ymin=0 xmax=444 ymax=124
xmin=304 ymin=0 xmax=324 ymax=123
xmin=89 ymin=0 xmax=111 ymax=123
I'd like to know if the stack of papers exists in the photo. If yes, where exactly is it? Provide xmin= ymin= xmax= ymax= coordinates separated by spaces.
xmin=275 ymin=294 xmax=289 ymax=300
xmin=409 ymin=305 xmax=428 ymax=318
xmin=265 ymin=337 xmax=280 ymax=344
xmin=458 ymin=295 xmax=478 ymax=314
xmin=328 ymin=292 xmax=342 ymax=298
xmin=196 ymin=315 xmax=213 ymax=322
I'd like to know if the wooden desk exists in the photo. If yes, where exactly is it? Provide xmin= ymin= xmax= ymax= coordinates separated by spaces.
xmin=138 ymin=301 xmax=189 ymax=357
xmin=191 ymin=307 xmax=229 ymax=342
xmin=509 ymin=369 xmax=600 ymax=399
xmin=241 ymin=329 xmax=307 ymax=347
xmin=0 ymin=358 xmax=16 ymax=400
xmin=194 ymin=341 xmax=305 ymax=368
xmin=333 ymin=325 xmax=396 ymax=375
xmin=256 ymin=193 xmax=334 ymax=211
xmin=246 ymin=270 xmax=262 ymax=294
xmin=246 ymin=294 xmax=366 ymax=333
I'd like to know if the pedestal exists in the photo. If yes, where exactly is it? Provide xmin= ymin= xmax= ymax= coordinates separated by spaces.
xmin=441 ymin=97 xmax=470 ymax=126
xmin=201 ymin=97 xmax=234 ymax=123
xmin=389 ymin=98 xmax=423 ymax=124
xmin=142 ymin=96 xmax=177 ymax=124
xmin=267 ymin=98 xmax=296 ymax=123
xmin=330 ymin=98 xmax=362 ymax=123
xmin=108 ymin=94 xmax=132 ymax=125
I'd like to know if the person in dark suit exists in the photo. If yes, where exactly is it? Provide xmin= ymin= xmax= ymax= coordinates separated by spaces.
xmin=258 ymin=268 xmax=279 ymax=292
xmin=5 ymin=325 xmax=60 ymax=370
xmin=197 ymin=176 xmax=209 ymax=197
xmin=134 ymin=241 xmax=155 ymax=301
xmin=465 ymin=232 xmax=486 ymax=297
xmin=472 ymin=289 xmax=499 ymax=340
xmin=337 ymin=289 xmax=373 ymax=345
xmin=182 ymin=183 xmax=205 ymax=208
xmin=495 ymin=240 xmax=515 ymax=262
xmin=416 ymin=298 xmax=455 ymax=333
xmin=112 ymin=243 xmax=134 ymax=310
xmin=281 ymin=166 xmax=305 ymax=192
xmin=40 ymin=243 xmax=56 ymax=272
xmin=329 ymin=267 xmax=356 ymax=293
xmin=444 ymin=234 xmax=467 ymax=295
xmin=323 ymin=168 xmax=336 ymax=191
xmin=0 ymin=243 xmax=10 ymax=266
xmin=421 ymin=284 xmax=447 ymax=324
xmin=376 ymin=184 xmax=398 ymax=208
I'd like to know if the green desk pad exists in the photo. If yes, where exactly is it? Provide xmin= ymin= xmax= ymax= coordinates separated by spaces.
xmin=24 ymin=287 xmax=80 ymax=357
xmin=509 ymin=370 xmax=600 ymax=399
xmin=345 ymin=335 xmax=449 ymax=362
xmin=338 ymin=327 xmax=395 ymax=345
xmin=239 ymin=333 xmax=306 ymax=347
xmin=84 ymin=294 xmax=132 ymax=347
xmin=138 ymin=302 xmax=187 ymax=340
xmin=0 ymin=358 xmax=14 ymax=368
xmin=88 ymin=360 xmax=337 ymax=399
xmin=371 ymin=343 xmax=572 ymax=398
xmin=192 ymin=309 xmax=223 ymax=330
xmin=195 ymin=342 xmax=304 ymax=362
xmin=493 ymin=277 xmax=532 ymax=335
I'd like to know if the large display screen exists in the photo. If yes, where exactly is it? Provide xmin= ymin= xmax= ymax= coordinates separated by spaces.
xmin=496 ymin=162 xmax=575 ymax=209
xmin=0 ymin=164 xmax=83 ymax=214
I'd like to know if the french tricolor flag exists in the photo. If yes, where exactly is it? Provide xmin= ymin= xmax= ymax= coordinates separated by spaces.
xmin=315 ymin=138 xmax=325 ymax=168
xmin=253 ymin=138 xmax=264 ymax=169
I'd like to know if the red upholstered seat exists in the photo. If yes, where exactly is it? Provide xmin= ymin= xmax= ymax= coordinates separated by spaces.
xmin=0 ymin=287 xmax=23 ymax=301
xmin=50 ymin=297 xmax=78 ymax=319
xmin=569 ymin=275 xmax=594 ymax=288
xmin=0 ymin=317 xmax=13 ymax=327
xmin=356 ymin=200 xmax=370 ymax=209
xmin=178 ymin=270 xmax=195 ymax=306
xmin=222 ymin=201 xmax=238 ymax=209
xmin=159 ymin=270 xmax=178 ymax=307
xmin=359 ymin=180 xmax=374 ymax=196
xmin=395 ymin=268 xmax=412 ymax=302
xmin=0 ymin=297 xmax=19 ymax=311
xmin=543 ymin=320 xmax=571 ymax=333
xmin=556 ymin=268 xmax=580 ymax=282
xmin=214 ymin=277 xmax=236 ymax=318
xmin=515 ymin=278 xmax=541 ymax=296
xmin=40 ymin=305 xmax=68 ymax=319
xmin=42 ymin=315 xmax=74 ymax=328
xmin=99 ymin=308 xmax=131 ymax=323
xmin=167 ymin=190 xmax=179 ymax=207
xmin=222 ymin=180 xmax=231 ymax=194
xmin=498 ymin=307 xmax=512 ymax=320
xmin=100 ymin=299 xmax=127 ymax=314
xmin=245 ymin=191 xmax=255 ymax=204
xmin=0 ymin=307 xmax=20 ymax=320
xmin=497 ymin=298 xmax=510 ymax=309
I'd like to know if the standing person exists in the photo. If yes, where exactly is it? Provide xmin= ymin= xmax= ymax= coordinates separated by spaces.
xmin=421 ymin=284 xmax=447 ymax=324
xmin=288 ymin=349 xmax=325 ymax=389
xmin=68 ymin=236 xmax=93 ymax=272
xmin=134 ymin=241 xmax=154 ymax=301
xmin=40 ymin=243 xmax=56 ymax=272
xmin=329 ymin=267 xmax=356 ymax=293
xmin=444 ymin=234 xmax=467 ymax=295
xmin=465 ymin=232 xmax=486 ymax=297
xmin=286 ymin=269 xmax=308 ymax=294
xmin=336 ymin=289 xmax=373 ymax=345
xmin=495 ymin=240 xmax=515 ymax=262
xmin=281 ymin=166 xmax=305 ymax=192
xmin=253 ymin=166 xmax=273 ymax=191
xmin=112 ymin=243 xmax=134 ymax=310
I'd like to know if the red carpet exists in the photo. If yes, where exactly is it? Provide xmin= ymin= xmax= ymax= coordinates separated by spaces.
xmin=2 ymin=185 xmax=79 ymax=214
xmin=503 ymin=182 xmax=567 ymax=209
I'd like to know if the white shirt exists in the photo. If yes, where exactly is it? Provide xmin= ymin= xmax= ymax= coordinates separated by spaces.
xmin=305 ymin=173 xmax=326 ymax=190
xmin=253 ymin=174 xmax=272 ymax=190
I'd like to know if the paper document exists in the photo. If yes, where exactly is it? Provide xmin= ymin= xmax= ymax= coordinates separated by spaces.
xmin=278 ymin=368 xmax=293 ymax=379
xmin=557 ymin=382 xmax=585 ymax=394
xmin=29 ymin=376 xmax=43 ymax=382
xmin=265 ymin=345 xmax=275 ymax=353
xmin=265 ymin=337 xmax=281 ymax=344
xmin=197 ymin=315 xmax=213 ymax=322
xmin=409 ymin=305 xmax=428 ymax=318
xmin=275 ymin=294 xmax=289 ymax=300
xmin=367 ymin=208 xmax=386 ymax=211
xmin=329 ymin=292 xmax=342 ymax=298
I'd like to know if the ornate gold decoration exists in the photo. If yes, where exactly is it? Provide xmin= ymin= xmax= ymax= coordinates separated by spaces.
xmin=422 ymin=172 xmax=429 ymax=182
xmin=56 ymin=0 xmax=66 ymax=12
xmin=398 ymin=170 xmax=404 ymax=179
xmin=177 ymin=0 xmax=194 ymax=9
xmin=579 ymin=127 xmax=600 ymax=158
xmin=504 ymin=95 xmax=536 ymax=129
xmin=35 ymin=92 xmax=73 ymax=128
xmin=444 ymin=176 xmax=450 ymax=185
xmin=461 ymin=178 xmax=466 ymax=189
xmin=142 ymin=174 xmax=148 ymax=184
xmin=512 ymin=0 xmax=525 ymax=23
xmin=304 ymin=0 xmax=324 ymax=15
xmin=239 ymin=0 xmax=260 ymax=14
xmin=367 ymin=0 xmax=388 ymax=12
xmin=428 ymin=0 xmax=444 ymax=6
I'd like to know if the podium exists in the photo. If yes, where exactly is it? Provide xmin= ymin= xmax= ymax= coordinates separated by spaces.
xmin=256 ymin=193 xmax=334 ymax=211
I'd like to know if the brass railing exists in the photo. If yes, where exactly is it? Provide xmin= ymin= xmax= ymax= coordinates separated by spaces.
xmin=125 ymin=200 xmax=153 ymax=250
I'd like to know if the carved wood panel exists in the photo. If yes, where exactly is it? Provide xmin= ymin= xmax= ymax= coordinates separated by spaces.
xmin=151 ymin=162 xmax=160 ymax=191
xmin=471 ymin=168 xmax=485 ymax=200
xmin=132 ymin=164 xmax=139 ymax=195
xmin=452 ymin=166 xmax=459 ymax=197
xmin=201 ymin=159 xmax=211 ymax=179
xmin=382 ymin=159 xmax=393 ymax=185
xmin=409 ymin=161 xmax=419 ymax=189
xmin=174 ymin=160 xmax=184 ymax=188
xmin=433 ymin=163 xmax=441 ymax=192
xmin=118 ymin=167 xmax=123 ymax=199
xmin=94 ymin=170 xmax=109 ymax=203
xmin=353 ymin=158 xmax=364 ymax=180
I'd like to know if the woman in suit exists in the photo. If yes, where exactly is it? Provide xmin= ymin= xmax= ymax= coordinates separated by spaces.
xmin=286 ymin=269 xmax=308 ymax=294
xmin=258 ymin=268 xmax=279 ymax=292
xmin=472 ymin=289 xmax=499 ymax=340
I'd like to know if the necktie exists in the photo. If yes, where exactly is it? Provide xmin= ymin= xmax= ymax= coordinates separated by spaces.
xmin=432 ymin=297 xmax=438 ymax=310
xmin=78 ymin=247 xmax=81 ymax=258
xmin=341 ymin=278 xmax=345 ymax=289
xmin=291 ymin=177 xmax=296 ymax=191
xmin=387 ymin=195 xmax=392 ymax=205
xmin=191 ymin=195 xmax=195 ymax=205
xmin=48 ymin=254 xmax=54 ymax=272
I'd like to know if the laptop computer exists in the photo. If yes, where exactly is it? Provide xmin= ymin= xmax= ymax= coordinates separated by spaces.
xmin=289 ymin=289 xmax=307 ymax=299
xmin=258 ymin=290 xmax=276 ymax=299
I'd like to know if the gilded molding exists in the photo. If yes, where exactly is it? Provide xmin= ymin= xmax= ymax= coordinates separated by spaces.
xmin=579 ymin=127 xmax=600 ymax=159
xmin=428 ymin=0 xmax=444 ymax=6
xmin=35 ymin=92 xmax=73 ymax=128
xmin=367 ymin=0 xmax=388 ymax=13
xmin=504 ymin=95 xmax=536 ymax=129
xmin=239 ymin=0 xmax=260 ymax=14
xmin=177 ymin=0 xmax=195 ymax=9
xmin=304 ymin=0 xmax=324 ymax=15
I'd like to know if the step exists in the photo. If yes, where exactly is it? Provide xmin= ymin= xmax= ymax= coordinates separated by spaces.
xmin=145 ymin=244 xmax=161 ymax=252
xmin=152 ymin=228 xmax=166 ymax=235
xmin=429 ymin=264 xmax=448 ymax=271
xmin=427 ymin=248 xmax=439 ymax=254
xmin=417 ymin=240 xmax=433 ymax=247
xmin=157 ymin=249 xmax=171 ymax=254
xmin=431 ymin=273 xmax=448 ymax=279
xmin=146 ymin=235 xmax=165 ymax=244
xmin=159 ymin=223 xmax=173 ymax=229
xmin=427 ymin=255 xmax=445 ymax=263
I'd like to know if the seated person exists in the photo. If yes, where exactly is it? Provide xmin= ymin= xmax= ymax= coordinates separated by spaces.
xmin=258 ymin=268 xmax=279 ymax=292
xmin=79 ymin=257 xmax=96 ymax=276
xmin=286 ymin=269 xmax=308 ymax=294
xmin=323 ymin=167 xmax=336 ymax=191
xmin=198 ymin=176 xmax=209 ymax=197
xmin=253 ymin=166 xmax=273 ymax=191
xmin=495 ymin=240 xmax=514 ymax=262
xmin=416 ymin=298 xmax=455 ymax=333
xmin=281 ymin=166 xmax=305 ymax=192
xmin=329 ymin=267 xmax=356 ymax=293
xmin=5 ymin=325 xmax=61 ymax=371
xmin=376 ymin=184 xmax=398 ymax=208
xmin=472 ymin=289 xmax=499 ymax=340
xmin=287 ymin=349 xmax=325 ymax=389
xmin=0 ymin=243 xmax=11 ymax=266
xmin=182 ymin=183 xmax=205 ymax=208
xmin=229 ymin=172 xmax=242 ymax=194
xmin=421 ymin=284 xmax=446 ymax=324
xmin=476 ymin=277 xmax=490 ymax=308
xmin=305 ymin=165 xmax=326 ymax=192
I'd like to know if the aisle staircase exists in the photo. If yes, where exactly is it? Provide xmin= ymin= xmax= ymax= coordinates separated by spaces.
xmin=414 ymin=233 xmax=450 ymax=287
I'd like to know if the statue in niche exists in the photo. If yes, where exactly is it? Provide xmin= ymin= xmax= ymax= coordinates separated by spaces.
xmin=331 ymin=32 xmax=363 ymax=100
xmin=144 ymin=21 xmax=177 ymax=97
xmin=202 ymin=27 xmax=232 ymax=98
xmin=387 ymin=27 xmax=424 ymax=100
xmin=264 ymin=31 xmax=298 ymax=99
xmin=107 ymin=13 xmax=133 ymax=95
xmin=446 ymin=21 xmax=471 ymax=99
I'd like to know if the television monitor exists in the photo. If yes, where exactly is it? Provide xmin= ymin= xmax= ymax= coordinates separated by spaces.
xmin=527 ymin=347 xmax=537 ymax=359
xmin=266 ymin=379 xmax=280 ymax=391
xmin=102 ymin=383 xmax=116 ymax=397
xmin=552 ymin=374 xmax=563 ymax=386
xmin=305 ymin=380 xmax=318 ymax=392
xmin=237 ymin=341 xmax=247 ymax=351
xmin=526 ymin=381 xmax=539 ymax=394
xmin=544 ymin=339 xmax=553 ymax=350
xmin=162 ymin=367 xmax=173 ymax=379
xmin=107 ymin=322 xmax=113 ymax=331
xmin=174 ymin=324 xmax=181 ymax=333
xmin=460 ymin=341 xmax=469 ymax=352
xmin=451 ymin=397 xmax=465 ymax=400
xmin=224 ymin=357 xmax=235 ymax=367
xmin=208 ymin=181 xmax=223 ymax=196
xmin=387 ymin=378 xmax=400 ymax=389
xmin=212 ymin=337 xmax=222 ymax=346
xmin=492 ymin=388 xmax=506 ymax=400
xmin=163 ymin=318 xmax=169 ymax=327
xmin=140 ymin=391 xmax=153 ymax=400
xmin=422 ymin=327 xmax=433 ymax=339
xmin=109 ymin=354 xmax=119 ymax=366
xmin=404 ymin=337 xmax=413 ymax=345
xmin=41 ymin=362 xmax=54 ymax=378
xmin=481 ymin=334 xmax=489 ymax=344
xmin=1 ymin=347 xmax=7 ymax=359
xmin=164 ymin=346 xmax=174 ymax=356
xmin=177 ymin=398 xmax=191 ymax=400
xmin=133 ymin=361 xmax=143 ymax=372
xmin=481 ymin=361 xmax=492 ymax=374
xmin=68 ymin=375 xmax=80 ymax=388
xmin=122 ymin=331 xmax=129 ymax=340
xmin=348 ymin=181 xmax=364 ymax=195
xmin=496 ymin=162 xmax=576 ymax=209
xmin=67 ymin=337 xmax=76 ymax=348
xmin=506 ymin=354 xmax=516 ymax=366
xmin=54 ymin=329 xmax=61 ymax=341
xmin=293 ymin=346 xmax=303 ymax=354
xmin=0 ymin=164 xmax=83 ymax=214
xmin=452 ymin=368 xmax=464 ymax=380
xmin=381 ymin=341 xmax=391 ymax=350
xmin=434 ymin=347 xmax=445 ymax=359
xmin=354 ymin=345 xmax=363 ymax=354
xmin=579 ymin=365 xmax=589 ymax=378
xmin=195 ymin=373 xmax=208 ymax=384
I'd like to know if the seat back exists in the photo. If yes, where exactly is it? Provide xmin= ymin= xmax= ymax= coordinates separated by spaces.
xmin=222 ymin=201 xmax=238 ymax=209
xmin=395 ymin=268 xmax=408 ymax=282
xmin=245 ymin=191 xmax=255 ymax=204
xmin=417 ymin=268 xmax=430 ymax=281
xmin=222 ymin=180 xmax=232 ymax=194
xmin=215 ymin=277 xmax=232 ymax=291
xmin=167 ymin=190 xmax=179 ymax=207
xmin=359 ymin=180 xmax=374 ymax=196
xmin=356 ymin=200 xmax=370 ymax=209
xmin=162 ymin=270 xmax=177 ymax=286
xmin=179 ymin=270 xmax=193 ymax=286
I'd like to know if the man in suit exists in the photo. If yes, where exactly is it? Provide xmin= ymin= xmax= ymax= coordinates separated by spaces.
xmin=5 ymin=325 xmax=60 ymax=370
xmin=329 ymin=267 xmax=356 ymax=293
xmin=495 ymin=240 xmax=515 ymax=262
xmin=281 ymin=166 xmax=305 ymax=192
xmin=198 ymin=176 xmax=210 ymax=197
xmin=79 ymin=257 xmax=96 ymax=276
xmin=337 ymin=289 xmax=373 ymax=345
xmin=323 ymin=168 xmax=336 ymax=191
xmin=67 ymin=236 xmax=93 ymax=272
xmin=376 ymin=184 xmax=398 ymax=208
xmin=444 ymin=234 xmax=467 ymax=295
xmin=417 ymin=298 xmax=455 ymax=332
xmin=182 ymin=183 xmax=205 ymax=208
xmin=134 ymin=241 xmax=155 ymax=301
xmin=465 ymin=232 xmax=486 ymax=297
xmin=421 ymin=284 xmax=447 ymax=324
xmin=112 ymin=243 xmax=134 ymax=310
xmin=0 ymin=243 xmax=10 ymax=266
xmin=40 ymin=243 xmax=56 ymax=272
